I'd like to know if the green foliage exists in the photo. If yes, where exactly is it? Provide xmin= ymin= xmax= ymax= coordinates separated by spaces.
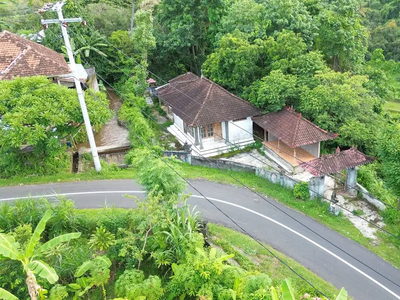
xmin=86 ymin=3 xmax=131 ymax=36
xmin=203 ymin=32 xmax=263 ymax=94
xmin=0 ymin=288 xmax=17 ymax=300
xmin=379 ymin=124 xmax=400 ymax=197
xmin=115 ymin=269 xmax=164 ymax=300
xmin=89 ymin=226 xmax=116 ymax=252
xmin=0 ymin=76 xmax=112 ymax=178
xmin=316 ymin=0 xmax=368 ymax=71
xmin=48 ymin=284 xmax=68 ymax=300
xmin=153 ymin=0 xmax=223 ymax=76
xmin=245 ymin=70 xmax=298 ymax=112
xmin=0 ymin=210 xmax=81 ymax=299
xmin=262 ymin=0 xmax=317 ymax=47
xmin=73 ymin=255 xmax=112 ymax=298
xmin=218 ymin=0 xmax=269 ymax=39
xmin=293 ymin=182 xmax=310 ymax=201
xmin=357 ymin=163 xmax=397 ymax=206
xmin=382 ymin=208 xmax=400 ymax=225
xmin=127 ymin=148 xmax=186 ymax=197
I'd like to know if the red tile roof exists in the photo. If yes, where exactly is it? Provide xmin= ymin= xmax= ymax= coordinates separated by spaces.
xmin=300 ymin=147 xmax=376 ymax=176
xmin=0 ymin=30 xmax=70 ymax=80
xmin=157 ymin=72 xmax=261 ymax=126
xmin=252 ymin=107 xmax=337 ymax=148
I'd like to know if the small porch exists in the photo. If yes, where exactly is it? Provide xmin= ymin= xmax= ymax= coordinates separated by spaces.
xmin=263 ymin=141 xmax=316 ymax=166
xmin=168 ymin=121 xmax=254 ymax=157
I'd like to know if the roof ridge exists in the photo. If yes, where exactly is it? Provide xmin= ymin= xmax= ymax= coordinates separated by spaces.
xmin=169 ymin=71 xmax=196 ymax=83
xmin=192 ymin=78 xmax=214 ymax=126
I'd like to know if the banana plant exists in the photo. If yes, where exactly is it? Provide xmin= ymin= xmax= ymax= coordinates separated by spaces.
xmin=0 ymin=210 xmax=81 ymax=300
xmin=0 ymin=288 xmax=17 ymax=300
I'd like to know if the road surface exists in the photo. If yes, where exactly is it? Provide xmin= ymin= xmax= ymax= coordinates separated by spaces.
xmin=0 ymin=179 xmax=399 ymax=300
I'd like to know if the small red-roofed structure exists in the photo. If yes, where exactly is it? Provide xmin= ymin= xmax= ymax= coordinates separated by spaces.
xmin=252 ymin=107 xmax=337 ymax=171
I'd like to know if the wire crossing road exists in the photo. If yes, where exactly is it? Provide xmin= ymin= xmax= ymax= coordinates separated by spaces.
xmin=0 ymin=179 xmax=399 ymax=300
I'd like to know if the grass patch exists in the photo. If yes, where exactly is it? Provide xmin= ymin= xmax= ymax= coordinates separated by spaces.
xmin=208 ymin=223 xmax=342 ymax=299
xmin=1 ymin=163 xmax=400 ymax=270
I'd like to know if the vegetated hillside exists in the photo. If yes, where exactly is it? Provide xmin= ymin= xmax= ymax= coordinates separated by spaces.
xmin=1 ymin=0 xmax=400 ymax=211
xmin=0 ymin=150 xmax=346 ymax=300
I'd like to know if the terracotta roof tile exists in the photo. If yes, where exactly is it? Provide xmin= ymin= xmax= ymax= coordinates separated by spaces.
xmin=0 ymin=30 xmax=70 ymax=80
xmin=157 ymin=72 xmax=261 ymax=126
xmin=252 ymin=107 xmax=337 ymax=148
xmin=300 ymin=147 xmax=376 ymax=176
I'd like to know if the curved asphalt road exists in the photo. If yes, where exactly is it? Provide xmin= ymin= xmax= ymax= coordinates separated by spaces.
xmin=0 ymin=179 xmax=399 ymax=300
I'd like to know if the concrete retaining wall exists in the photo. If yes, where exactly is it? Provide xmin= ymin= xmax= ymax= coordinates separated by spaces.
xmin=356 ymin=183 xmax=386 ymax=211
xmin=191 ymin=156 xmax=256 ymax=173
xmin=164 ymin=151 xmax=192 ymax=164
xmin=256 ymin=168 xmax=298 ymax=189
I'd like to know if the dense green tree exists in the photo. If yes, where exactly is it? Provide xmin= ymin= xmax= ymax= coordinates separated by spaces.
xmin=0 ymin=77 xmax=112 ymax=178
xmin=369 ymin=20 xmax=400 ymax=61
xmin=152 ymin=0 xmax=223 ymax=77
xmin=85 ymin=3 xmax=131 ymax=36
xmin=202 ymin=32 xmax=264 ymax=94
xmin=262 ymin=0 xmax=318 ymax=47
xmin=215 ymin=0 xmax=269 ymax=42
xmin=245 ymin=70 xmax=298 ymax=112
xmin=299 ymin=71 xmax=383 ymax=153
xmin=316 ymin=0 xmax=368 ymax=71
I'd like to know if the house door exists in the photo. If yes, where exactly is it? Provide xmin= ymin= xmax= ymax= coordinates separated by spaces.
xmin=213 ymin=123 xmax=222 ymax=141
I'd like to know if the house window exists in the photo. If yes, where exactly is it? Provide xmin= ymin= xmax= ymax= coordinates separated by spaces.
xmin=200 ymin=124 xmax=214 ymax=138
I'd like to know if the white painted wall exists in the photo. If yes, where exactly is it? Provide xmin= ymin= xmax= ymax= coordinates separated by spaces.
xmin=174 ymin=114 xmax=184 ymax=131
xmin=301 ymin=142 xmax=320 ymax=158
xmin=228 ymin=117 xmax=253 ymax=142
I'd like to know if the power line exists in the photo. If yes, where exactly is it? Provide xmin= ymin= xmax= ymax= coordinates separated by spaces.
xmin=73 ymin=46 xmax=400 ymax=242
xmin=128 ymin=128 xmax=332 ymax=300
xmin=84 ymin=67 xmax=400 ymax=290
xmin=65 ymin=13 xmax=394 ymax=212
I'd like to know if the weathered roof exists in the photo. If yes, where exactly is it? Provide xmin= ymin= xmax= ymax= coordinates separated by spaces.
xmin=300 ymin=147 xmax=376 ymax=176
xmin=252 ymin=107 xmax=337 ymax=148
xmin=0 ymin=30 xmax=70 ymax=80
xmin=157 ymin=72 xmax=261 ymax=126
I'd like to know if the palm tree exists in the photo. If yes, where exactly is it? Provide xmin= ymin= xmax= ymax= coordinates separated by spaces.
xmin=0 ymin=210 xmax=81 ymax=300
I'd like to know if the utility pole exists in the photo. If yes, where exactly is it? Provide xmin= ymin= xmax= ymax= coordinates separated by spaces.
xmin=40 ymin=1 xmax=101 ymax=172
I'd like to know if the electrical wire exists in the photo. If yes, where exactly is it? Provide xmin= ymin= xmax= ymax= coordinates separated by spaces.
xmin=83 ymin=66 xmax=400 ymax=290
xmin=65 ymin=15 xmax=400 ymax=212
xmin=127 ymin=127 xmax=332 ymax=300
xmin=72 ymin=44 xmax=400 ymax=242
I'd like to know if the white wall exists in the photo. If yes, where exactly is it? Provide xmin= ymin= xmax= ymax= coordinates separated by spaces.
xmin=228 ymin=117 xmax=253 ymax=142
xmin=174 ymin=114 xmax=184 ymax=131
xmin=301 ymin=142 xmax=320 ymax=158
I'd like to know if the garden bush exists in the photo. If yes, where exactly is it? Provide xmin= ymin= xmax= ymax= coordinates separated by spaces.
xmin=293 ymin=182 xmax=310 ymax=201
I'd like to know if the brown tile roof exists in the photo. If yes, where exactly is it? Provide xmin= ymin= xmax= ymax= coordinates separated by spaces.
xmin=300 ymin=147 xmax=376 ymax=176
xmin=157 ymin=72 xmax=261 ymax=126
xmin=252 ymin=107 xmax=337 ymax=148
xmin=0 ymin=30 xmax=70 ymax=80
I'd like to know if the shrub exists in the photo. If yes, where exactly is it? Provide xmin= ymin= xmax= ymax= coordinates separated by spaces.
xmin=115 ymin=269 xmax=164 ymax=300
xmin=382 ymin=208 xmax=400 ymax=225
xmin=293 ymin=182 xmax=310 ymax=201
